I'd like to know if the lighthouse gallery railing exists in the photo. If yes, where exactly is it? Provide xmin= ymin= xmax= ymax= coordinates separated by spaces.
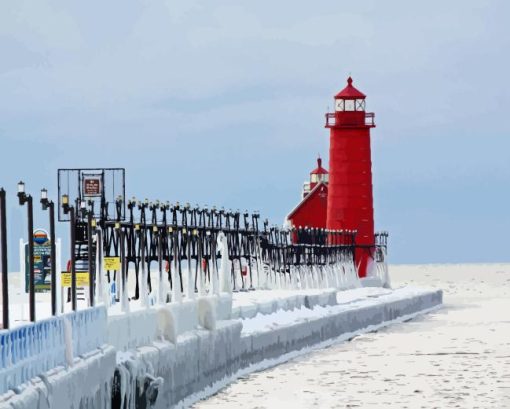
xmin=324 ymin=112 xmax=375 ymax=127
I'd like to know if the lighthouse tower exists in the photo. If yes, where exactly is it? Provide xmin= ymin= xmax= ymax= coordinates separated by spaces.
xmin=325 ymin=77 xmax=376 ymax=277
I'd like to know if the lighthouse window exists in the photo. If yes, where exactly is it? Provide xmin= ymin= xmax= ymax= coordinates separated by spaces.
xmin=355 ymin=99 xmax=365 ymax=111
xmin=344 ymin=100 xmax=355 ymax=111
xmin=311 ymin=174 xmax=318 ymax=183
xmin=335 ymin=99 xmax=344 ymax=111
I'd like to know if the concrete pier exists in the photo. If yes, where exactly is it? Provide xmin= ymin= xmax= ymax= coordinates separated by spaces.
xmin=0 ymin=286 xmax=442 ymax=409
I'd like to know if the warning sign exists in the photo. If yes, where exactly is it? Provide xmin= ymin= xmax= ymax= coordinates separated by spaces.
xmin=61 ymin=272 xmax=90 ymax=287
xmin=83 ymin=178 xmax=102 ymax=197
xmin=103 ymin=257 xmax=121 ymax=271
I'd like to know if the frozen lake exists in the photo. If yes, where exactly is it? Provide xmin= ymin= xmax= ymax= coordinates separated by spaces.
xmin=193 ymin=263 xmax=510 ymax=408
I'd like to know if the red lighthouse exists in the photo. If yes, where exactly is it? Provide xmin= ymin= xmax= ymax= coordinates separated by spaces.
xmin=325 ymin=77 xmax=376 ymax=278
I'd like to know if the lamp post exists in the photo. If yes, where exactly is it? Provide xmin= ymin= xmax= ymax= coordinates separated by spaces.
xmin=81 ymin=200 xmax=95 ymax=307
xmin=41 ymin=188 xmax=57 ymax=316
xmin=0 ymin=188 xmax=9 ymax=328
xmin=62 ymin=194 xmax=77 ymax=311
xmin=116 ymin=222 xmax=128 ymax=312
xmin=17 ymin=181 xmax=35 ymax=322
xmin=138 ymin=198 xmax=149 ymax=294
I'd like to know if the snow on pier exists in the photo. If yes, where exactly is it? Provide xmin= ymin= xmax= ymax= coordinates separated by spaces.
xmin=0 ymin=275 xmax=441 ymax=409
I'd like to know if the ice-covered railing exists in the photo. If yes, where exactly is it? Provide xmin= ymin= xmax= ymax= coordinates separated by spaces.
xmin=0 ymin=306 xmax=107 ymax=394
xmin=372 ymin=231 xmax=390 ymax=287
xmin=89 ymin=201 xmax=361 ymax=307
xmin=0 ymin=186 xmax=387 ymax=322
xmin=254 ymin=226 xmax=360 ymax=291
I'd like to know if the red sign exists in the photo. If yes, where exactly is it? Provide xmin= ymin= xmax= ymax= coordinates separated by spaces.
xmin=83 ymin=178 xmax=101 ymax=197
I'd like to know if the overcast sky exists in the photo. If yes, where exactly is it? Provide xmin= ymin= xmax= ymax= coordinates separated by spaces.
xmin=1 ymin=0 xmax=509 ymax=264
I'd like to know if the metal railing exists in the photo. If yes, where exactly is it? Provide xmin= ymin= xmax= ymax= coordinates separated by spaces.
xmin=95 ymin=199 xmax=359 ymax=302
xmin=374 ymin=231 xmax=389 ymax=263
xmin=324 ymin=112 xmax=375 ymax=128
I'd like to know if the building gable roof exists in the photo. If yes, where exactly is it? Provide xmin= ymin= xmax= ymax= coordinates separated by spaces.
xmin=287 ymin=182 xmax=328 ymax=221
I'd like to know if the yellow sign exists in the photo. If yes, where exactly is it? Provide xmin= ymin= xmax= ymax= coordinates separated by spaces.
xmin=103 ymin=257 xmax=121 ymax=270
xmin=61 ymin=272 xmax=90 ymax=287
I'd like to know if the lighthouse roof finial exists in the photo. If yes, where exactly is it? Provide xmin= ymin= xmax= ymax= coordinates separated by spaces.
xmin=335 ymin=75 xmax=366 ymax=99
xmin=311 ymin=155 xmax=328 ymax=175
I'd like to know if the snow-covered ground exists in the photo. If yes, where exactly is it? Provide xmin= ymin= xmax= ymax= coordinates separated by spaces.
xmin=193 ymin=263 xmax=510 ymax=409
xmin=1 ymin=264 xmax=443 ymax=408
xmin=238 ymin=286 xmax=426 ymax=335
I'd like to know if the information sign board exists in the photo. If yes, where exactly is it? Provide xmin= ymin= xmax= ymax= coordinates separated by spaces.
xmin=25 ymin=229 xmax=52 ymax=293
xmin=83 ymin=177 xmax=102 ymax=197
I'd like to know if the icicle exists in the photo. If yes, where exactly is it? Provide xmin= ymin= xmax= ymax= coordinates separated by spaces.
xmin=217 ymin=232 xmax=232 ymax=293
xmin=140 ymin=243 xmax=149 ymax=308
xmin=172 ymin=254 xmax=182 ymax=302
xmin=211 ymin=254 xmax=219 ymax=296
xmin=197 ymin=263 xmax=206 ymax=297
xmin=63 ymin=318 xmax=73 ymax=368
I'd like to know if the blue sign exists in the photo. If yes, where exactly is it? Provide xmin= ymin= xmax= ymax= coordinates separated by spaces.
xmin=25 ymin=229 xmax=52 ymax=293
